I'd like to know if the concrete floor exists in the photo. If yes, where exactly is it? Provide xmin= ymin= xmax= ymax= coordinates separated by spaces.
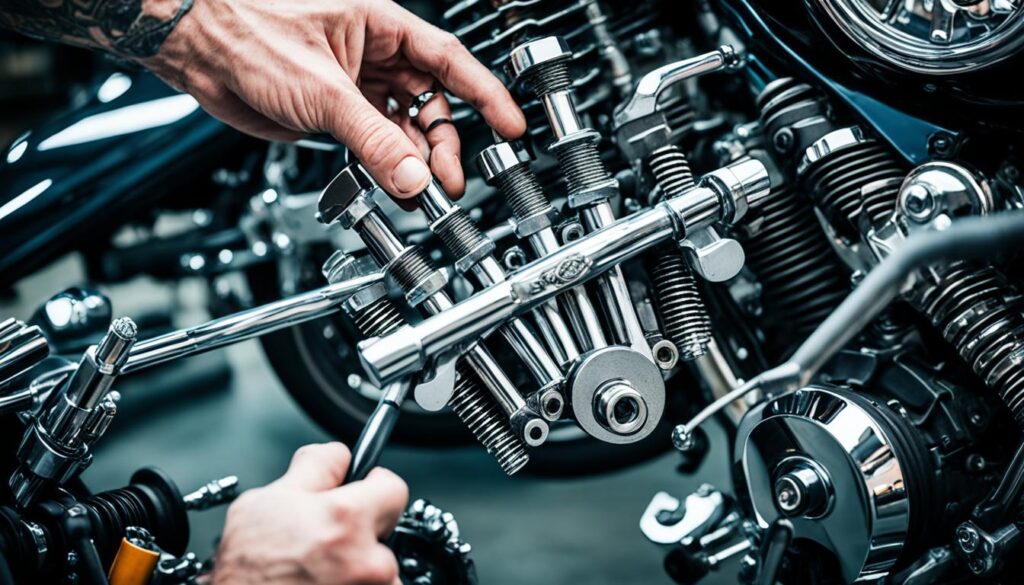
xmin=4 ymin=262 xmax=735 ymax=585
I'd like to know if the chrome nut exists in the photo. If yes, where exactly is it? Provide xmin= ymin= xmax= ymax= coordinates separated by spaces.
xmin=568 ymin=181 xmax=619 ymax=209
xmin=512 ymin=208 xmax=560 ymax=238
xmin=345 ymin=283 xmax=389 ymax=313
xmin=317 ymin=163 xmax=377 ymax=225
xmin=391 ymin=264 xmax=449 ymax=307
xmin=508 ymin=36 xmax=572 ymax=79
xmin=476 ymin=141 xmax=532 ymax=183
xmin=337 ymin=192 xmax=378 ymax=230
xmin=453 ymin=240 xmax=495 ymax=274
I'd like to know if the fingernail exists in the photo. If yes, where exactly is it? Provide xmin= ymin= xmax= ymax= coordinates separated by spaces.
xmin=392 ymin=157 xmax=430 ymax=195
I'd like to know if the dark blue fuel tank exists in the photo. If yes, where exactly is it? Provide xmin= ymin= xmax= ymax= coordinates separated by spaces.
xmin=0 ymin=71 xmax=241 ymax=287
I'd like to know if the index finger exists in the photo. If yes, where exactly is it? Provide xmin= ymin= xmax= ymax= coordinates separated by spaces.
xmin=389 ymin=7 xmax=526 ymax=140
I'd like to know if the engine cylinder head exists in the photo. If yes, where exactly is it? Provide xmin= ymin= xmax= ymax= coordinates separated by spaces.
xmin=913 ymin=262 xmax=1024 ymax=424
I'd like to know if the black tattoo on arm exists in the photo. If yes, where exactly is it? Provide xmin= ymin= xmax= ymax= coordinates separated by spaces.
xmin=0 ymin=0 xmax=193 ymax=59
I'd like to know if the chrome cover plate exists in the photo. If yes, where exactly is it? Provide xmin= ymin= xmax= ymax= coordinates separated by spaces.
xmin=814 ymin=0 xmax=1024 ymax=74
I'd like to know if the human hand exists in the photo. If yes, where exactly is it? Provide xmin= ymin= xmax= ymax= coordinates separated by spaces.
xmin=142 ymin=0 xmax=526 ymax=199
xmin=212 ymin=442 xmax=409 ymax=585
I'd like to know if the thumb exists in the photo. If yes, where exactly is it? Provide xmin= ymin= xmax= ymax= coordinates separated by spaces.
xmin=327 ymin=82 xmax=431 ymax=198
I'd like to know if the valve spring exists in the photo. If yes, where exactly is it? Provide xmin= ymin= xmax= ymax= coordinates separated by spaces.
xmin=801 ymin=141 xmax=905 ymax=231
xmin=648 ymin=145 xmax=694 ymax=198
xmin=495 ymin=164 xmax=552 ymax=220
xmin=434 ymin=209 xmax=489 ymax=261
xmin=448 ymin=363 xmax=529 ymax=475
xmin=388 ymin=249 xmax=437 ymax=294
xmin=913 ymin=262 xmax=1024 ymax=425
xmin=352 ymin=298 xmax=404 ymax=337
xmin=742 ymin=184 xmax=848 ymax=346
xmin=553 ymin=140 xmax=612 ymax=195
xmin=650 ymin=246 xmax=711 ymax=360
xmin=645 ymin=144 xmax=711 ymax=360
xmin=518 ymin=57 xmax=573 ymax=97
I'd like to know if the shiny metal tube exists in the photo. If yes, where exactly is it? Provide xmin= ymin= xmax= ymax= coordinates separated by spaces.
xmin=580 ymin=202 xmax=652 ymax=354
xmin=0 ymin=320 xmax=49 ymax=387
xmin=614 ymin=46 xmax=741 ymax=127
xmin=0 ymin=387 xmax=38 ymax=415
xmin=419 ymin=182 xmax=563 ymax=387
xmin=359 ymin=177 xmax=753 ymax=385
xmin=124 ymin=273 xmax=384 ymax=374
xmin=527 ymin=226 xmax=603 ymax=354
xmin=542 ymin=92 xmax=584 ymax=140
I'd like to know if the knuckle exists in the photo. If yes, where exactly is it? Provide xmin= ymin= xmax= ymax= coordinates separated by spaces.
xmin=292 ymin=444 xmax=321 ymax=462
xmin=352 ymin=551 xmax=399 ymax=584
xmin=438 ymin=32 xmax=463 ymax=54
xmin=329 ymin=497 xmax=359 ymax=524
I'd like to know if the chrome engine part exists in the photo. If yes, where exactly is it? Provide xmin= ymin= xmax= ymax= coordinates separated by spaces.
xmin=6 ymin=1 xmax=1024 ymax=584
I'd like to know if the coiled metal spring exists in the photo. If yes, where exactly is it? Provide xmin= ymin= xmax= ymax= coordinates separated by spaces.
xmin=448 ymin=363 xmax=529 ymax=475
xmin=914 ymin=262 xmax=1024 ymax=424
xmin=352 ymin=298 xmax=404 ymax=337
xmin=802 ymin=141 xmax=905 ymax=230
xmin=742 ymin=183 xmax=849 ymax=346
xmin=647 ymin=145 xmax=711 ymax=360
xmin=650 ymin=247 xmax=711 ymax=360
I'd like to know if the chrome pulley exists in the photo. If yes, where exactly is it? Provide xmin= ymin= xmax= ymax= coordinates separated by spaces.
xmin=733 ymin=385 xmax=935 ymax=583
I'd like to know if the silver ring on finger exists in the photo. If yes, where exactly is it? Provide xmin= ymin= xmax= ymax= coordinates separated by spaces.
xmin=408 ymin=89 xmax=439 ymax=123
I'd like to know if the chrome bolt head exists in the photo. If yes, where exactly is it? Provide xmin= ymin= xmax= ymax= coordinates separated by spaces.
xmin=956 ymin=523 xmax=980 ymax=554
xmin=902 ymin=184 xmax=936 ymax=222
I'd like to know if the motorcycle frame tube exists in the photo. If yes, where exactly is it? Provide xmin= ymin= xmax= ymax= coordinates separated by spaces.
xmin=359 ymin=183 xmax=737 ymax=386
xmin=123 ymin=273 xmax=384 ymax=374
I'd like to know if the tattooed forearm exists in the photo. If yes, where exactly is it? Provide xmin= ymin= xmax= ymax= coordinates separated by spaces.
xmin=0 ymin=0 xmax=193 ymax=58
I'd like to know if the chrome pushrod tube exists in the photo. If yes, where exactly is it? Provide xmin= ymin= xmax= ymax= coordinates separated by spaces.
xmin=358 ymin=176 xmax=755 ymax=386
xmin=580 ymin=202 xmax=652 ymax=355
xmin=527 ymin=228 xmax=605 ymax=354
xmin=124 ymin=273 xmax=384 ymax=374
xmin=419 ymin=181 xmax=563 ymax=388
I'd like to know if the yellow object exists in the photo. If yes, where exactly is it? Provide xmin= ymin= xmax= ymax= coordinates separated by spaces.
xmin=107 ymin=537 xmax=160 ymax=585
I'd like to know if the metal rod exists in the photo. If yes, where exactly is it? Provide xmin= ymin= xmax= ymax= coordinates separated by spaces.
xmin=358 ymin=163 xmax=767 ymax=386
xmin=124 ymin=273 xmax=384 ymax=374
xmin=673 ymin=211 xmax=1024 ymax=447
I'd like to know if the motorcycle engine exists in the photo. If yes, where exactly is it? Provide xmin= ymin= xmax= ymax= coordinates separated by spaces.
xmin=424 ymin=1 xmax=1024 ymax=584
xmin=225 ymin=0 xmax=1024 ymax=582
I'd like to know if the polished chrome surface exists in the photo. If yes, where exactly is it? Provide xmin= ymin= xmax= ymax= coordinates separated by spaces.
xmin=735 ymin=386 xmax=909 ymax=582
xmin=357 ymin=159 xmax=770 ymax=387
xmin=815 ymin=0 xmax=1024 ymax=73
xmin=614 ymin=46 xmax=741 ymax=127
xmin=570 ymin=346 xmax=665 ymax=444
xmin=124 ymin=273 xmax=384 ymax=374
xmin=0 ymin=319 xmax=50 ymax=389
